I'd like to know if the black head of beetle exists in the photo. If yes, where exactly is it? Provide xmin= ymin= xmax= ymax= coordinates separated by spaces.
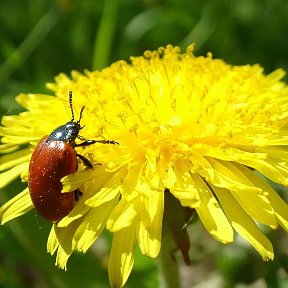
xmin=47 ymin=91 xmax=84 ymax=146
xmin=46 ymin=91 xmax=118 ymax=150
xmin=48 ymin=121 xmax=82 ymax=145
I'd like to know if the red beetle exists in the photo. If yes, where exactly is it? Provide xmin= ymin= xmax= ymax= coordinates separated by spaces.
xmin=28 ymin=91 xmax=117 ymax=222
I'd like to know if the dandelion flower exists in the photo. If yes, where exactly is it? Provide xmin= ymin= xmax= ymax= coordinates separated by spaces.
xmin=1 ymin=44 xmax=288 ymax=287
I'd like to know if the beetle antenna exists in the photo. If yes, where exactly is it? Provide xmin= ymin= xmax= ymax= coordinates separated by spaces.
xmin=78 ymin=106 xmax=85 ymax=125
xmin=69 ymin=91 xmax=75 ymax=122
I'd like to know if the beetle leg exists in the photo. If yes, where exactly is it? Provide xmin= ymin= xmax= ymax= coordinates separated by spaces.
xmin=75 ymin=139 xmax=119 ymax=147
xmin=74 ymin=189 xmax=83 ymax=201
xmin=76 ymin=153 xmax=94 ymax=169
xmin=77 ymin=135 xmax=86 ymax=141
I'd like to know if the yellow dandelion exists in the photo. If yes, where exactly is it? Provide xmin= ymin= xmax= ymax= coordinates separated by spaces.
xmin=1 ymin=44 xmax=288 ymax=287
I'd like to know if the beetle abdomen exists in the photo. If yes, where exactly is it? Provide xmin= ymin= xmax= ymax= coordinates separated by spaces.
xmin=28 ymin=137 xmax=78 ymax=222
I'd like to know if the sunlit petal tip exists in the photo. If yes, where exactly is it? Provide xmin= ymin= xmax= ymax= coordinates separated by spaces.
xmin=109 ymin=226 xmax=136 ymax=288
xmin=0 ymin=189 xmax=33 ymax=224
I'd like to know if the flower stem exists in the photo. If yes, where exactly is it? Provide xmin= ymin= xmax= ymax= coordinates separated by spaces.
xmin=92 ymin=0 xmax=119 ymax=70
xmin=157 ymin=224 xmax=181 ymax=288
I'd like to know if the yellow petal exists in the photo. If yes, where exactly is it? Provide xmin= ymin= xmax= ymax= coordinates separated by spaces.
xmin=72 ymin=197 xmax=118 ymax=252
xmin=107 ymin=198 xmax=137 ymax=232
xmin=85 ymin=170 xmax=122 ymax=207
xmin=133 ymin=182 xmax=163 ymax=228
xmin=55 ymin=246 xmax=71 ymax=271
xmin=206 ymin=146 xmax=266 ymax=163
xmin=57 ymin=199 xmax=89 ymax=227
xmin=170 ymin=185 xmax=200 ymax=208
xmin=85 ymin=185 xmax=120 ymax=207
xmin=107 ymin=153 xmax=134 ymax=172
xmin=108 ymin=225 xmax=136 ymax=288
xmin=191 ymin=152 xmax=215 ymax=179
xmin=47 ymin=224 xmax=59 ymax=255
xmin=47 ymin=221 xmax=80 ymax=270
xmin=209 ymin=159 xmax=262 ymax=193
xmin=162 ymin=167 xmax=177 ymax=188
xmin=0 ymin=162 xmax=29 ymax=189
xmin=243 ymin=171 xmax=288 ymax=231
xmin=60 ymin=170 xmax=115 ymax=227
xmin=240 ymin=158 xmax=288 ymax=185
xmin=61 ymin=169 xmax=97 ymax=192
xmin=227 ymin=164 xmax=277 ymax=228
xmin=213 ymin=186 xmax=274 ymax=260
xmin=135 ymin=190 xmax=163 ymax=257
xmin=0 ymin=143 xmax=21 ymax=153
xmin=121 ymin=165 xmax=141 ymax=195
xmin=267 ymin=190 xmax=288 ymax=231
xmin=0 ymin=188 xmax=33 ymax=224
xmin=172 ymin=162 xmax=200 ymax=207
xmin=0 ymin=148 xmax=30 ymax=171
xmin=193 ymin=174 xmax=234 ymax=243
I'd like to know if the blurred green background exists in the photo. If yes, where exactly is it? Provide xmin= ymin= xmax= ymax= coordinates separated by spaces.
xmin=0 ymin=0 xmax=288 ymax=287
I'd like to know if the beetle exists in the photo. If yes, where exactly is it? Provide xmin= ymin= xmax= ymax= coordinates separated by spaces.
xmin=28 ymin=91 xmax=117 ymax=222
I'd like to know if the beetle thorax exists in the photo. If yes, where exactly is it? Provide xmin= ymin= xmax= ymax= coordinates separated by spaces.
xmin=48 ymin=121 xmax=81 ymax=144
